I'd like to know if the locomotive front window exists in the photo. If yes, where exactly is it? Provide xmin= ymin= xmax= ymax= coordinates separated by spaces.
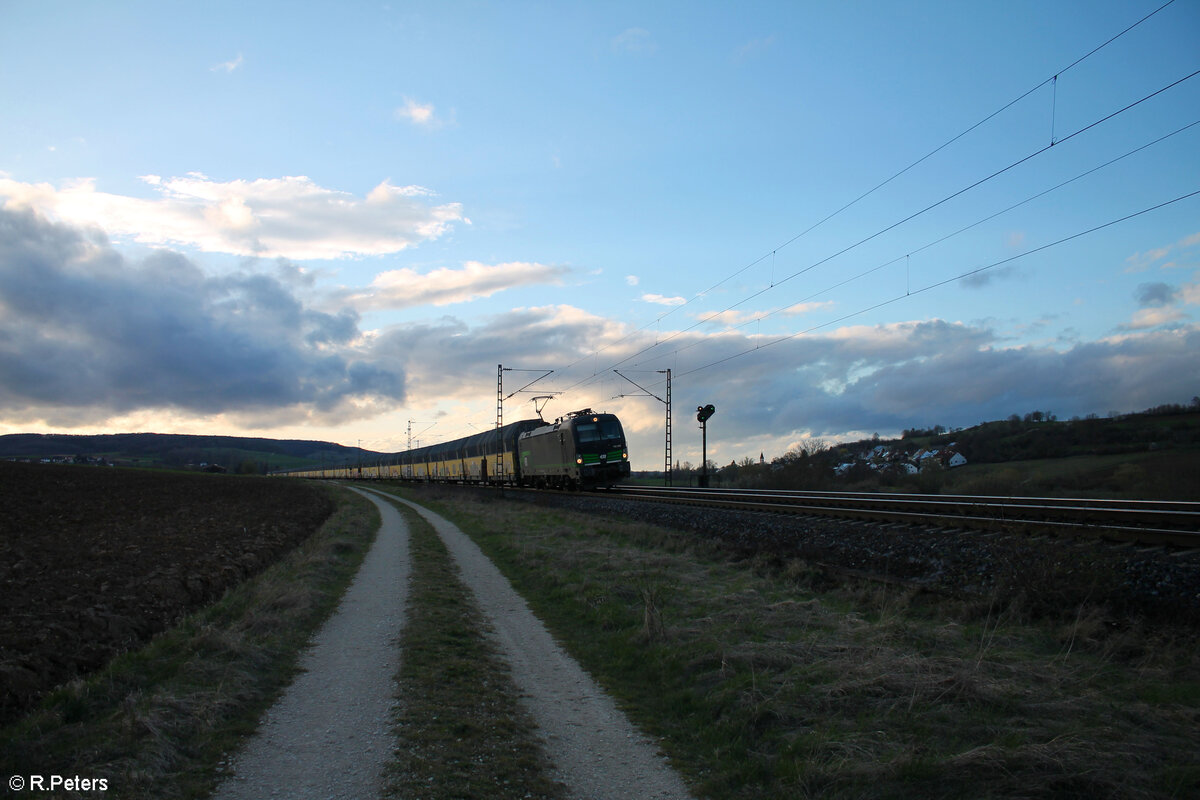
xmin=575 ymin=419 xmax=624 ymax=443
xmin=576 ymin=423 xmax=600 ymax=443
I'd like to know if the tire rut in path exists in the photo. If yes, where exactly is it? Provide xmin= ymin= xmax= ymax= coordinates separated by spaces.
xmin=369 ymin=488 xmax=694 ymax=800
xmin=211 ymin=490 xmax=410 ymax=800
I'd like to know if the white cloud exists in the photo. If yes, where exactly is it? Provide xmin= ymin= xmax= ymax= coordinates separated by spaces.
xmin=211 ymin=53 xmax=244 ymax=73
xmin=640 ymin=293 xmax=685 ymax=306
xmin=395 ymin=97 xmax=438 ymax=127
xmin=625 ymin=275 xmax=640 ymax=286
xmin=782 ymin=300 xmax=834 ymax=316
xmin=1123 ymin=307 xmax=1186 ymax=330
xmin=0 ymin=174 xmax=465 ymax=260
xmin=696 ymin=309 xmax=768 ymax=327
xmin=1124 ymin=231 xmax=1200 ymax=273
xmin=341 ymin=260 xmax=569 ymax=311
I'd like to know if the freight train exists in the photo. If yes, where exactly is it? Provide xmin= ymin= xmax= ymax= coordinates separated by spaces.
xmin=284 ymin=409 xmax=631 ymax=490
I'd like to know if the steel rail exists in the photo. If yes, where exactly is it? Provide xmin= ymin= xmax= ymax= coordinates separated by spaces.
xmin=608 ymin=486 xmax=1200 ymax=547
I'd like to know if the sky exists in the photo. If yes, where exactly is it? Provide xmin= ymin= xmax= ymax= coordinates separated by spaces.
xmin=1 ymin=0 xmax=1198 ymax=470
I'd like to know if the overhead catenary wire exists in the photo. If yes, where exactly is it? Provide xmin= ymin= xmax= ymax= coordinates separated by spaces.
xmin=673 ymin=188 xmax=1200 ymax=380
xmin=409 ymin=3 xmax=1192 ymax=442
xmin=563 ymin=67 xmax=1200 ymax=393
xmin=625 ymin=117 xmax=1200 ymax=371
xmin=551 ymin=0 xmax=1181 ymax=391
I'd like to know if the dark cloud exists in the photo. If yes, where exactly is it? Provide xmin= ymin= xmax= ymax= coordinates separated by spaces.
xmin=372 ymin=305 xmax=613 ymax=401
xmin=5 ymin=205 xmax=1195 ymax=457
xmin=635 ymin=319 xmax=1200 ymax=456
xmin=1135 ymin=282 xmax=1178 ymax=307
xmin=0 ymin=207 xmax=405 ymax=424
xmin=959 ymin=265 xmax=1018 ymax=289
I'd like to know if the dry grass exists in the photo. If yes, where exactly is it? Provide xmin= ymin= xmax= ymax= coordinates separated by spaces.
xmin=379 ymin=496 xmax=565 ymax=800
xmin=397 ymin=484 xmax=1200 ymax=800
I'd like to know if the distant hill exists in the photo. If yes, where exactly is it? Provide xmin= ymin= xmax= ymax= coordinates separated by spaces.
xmin=0 ymin=432 xmax=380 ymax=474
xmin=653 ymin=401 xmax=1200 ymax=500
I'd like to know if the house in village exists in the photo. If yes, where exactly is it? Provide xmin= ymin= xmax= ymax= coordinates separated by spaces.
xmin=834 ymin=443 xmax=968 ymax=476
xmin=912 ymin=447 xmax=968 ymax=469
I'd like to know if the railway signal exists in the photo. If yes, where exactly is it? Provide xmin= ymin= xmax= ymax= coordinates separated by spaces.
xmin=696 ymin=404 xmax=715 ymax=487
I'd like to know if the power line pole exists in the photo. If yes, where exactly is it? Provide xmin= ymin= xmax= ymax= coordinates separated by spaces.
xmin=497 ymin=364 xmax=555 ymax=482
xmin=613 ymin=368 xmax=672 ymax=485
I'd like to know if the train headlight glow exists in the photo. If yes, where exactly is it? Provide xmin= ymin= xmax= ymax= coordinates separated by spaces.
xmin=576 ymin=456 xmax=583 ymax=464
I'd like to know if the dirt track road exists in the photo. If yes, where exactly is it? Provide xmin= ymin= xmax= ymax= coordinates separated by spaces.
xmin=372 ymin=488 xmax=693 ymax=800
xmin=211 ymin=492 xmax=410 ymax=800
xmin=212 ymin=487 xmax=692 ymax=800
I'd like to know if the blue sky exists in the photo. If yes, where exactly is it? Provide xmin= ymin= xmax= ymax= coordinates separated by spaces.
xmin=2 ymin=0 xmax=1198 ymax=469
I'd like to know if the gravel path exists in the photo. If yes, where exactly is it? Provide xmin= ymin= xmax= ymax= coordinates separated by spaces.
xmin=211 ymin=487 xmax=692 ymax=800
xmin=369 ymin=488 xmax=695 ymax=800
xmin=211 ymin=489 xmax=410 ymax=800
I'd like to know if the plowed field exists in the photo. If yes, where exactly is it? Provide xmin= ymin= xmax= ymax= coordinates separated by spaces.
xmin=0 ymin=462 xmax=333 ymax=723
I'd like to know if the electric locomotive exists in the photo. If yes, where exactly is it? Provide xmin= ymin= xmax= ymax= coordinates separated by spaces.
xmin=519 ymin=409 xmax=630 ymax=489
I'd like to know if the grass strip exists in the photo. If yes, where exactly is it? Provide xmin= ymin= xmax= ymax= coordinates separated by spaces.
xmin=0 ymin=485 xmax=377 ymax=800
xmin=392 ymin=484 xmax=1199 ymax=800
xmin=377 ymin=491 xmax=566 ymax=800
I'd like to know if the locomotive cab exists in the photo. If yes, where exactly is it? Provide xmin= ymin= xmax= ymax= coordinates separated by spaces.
xmin=564 ymin=410 xmax=630 ymax=488
xmin=519 ymin=408 xmax=630 ymax=489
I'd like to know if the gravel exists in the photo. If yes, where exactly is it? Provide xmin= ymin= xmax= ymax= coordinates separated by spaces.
xmin=211 ymin=489 xmax=410 ymax=800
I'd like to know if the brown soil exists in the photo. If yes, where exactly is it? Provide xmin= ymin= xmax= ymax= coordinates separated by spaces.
xmin=0 ymin=462 xmax=333 ymax=724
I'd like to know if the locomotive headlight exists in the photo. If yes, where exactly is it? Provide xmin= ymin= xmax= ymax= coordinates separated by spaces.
xmin=622 ymin=452 xmax=628 ymax=460
xmin=576 ymin=456 xmax=583 ymax=465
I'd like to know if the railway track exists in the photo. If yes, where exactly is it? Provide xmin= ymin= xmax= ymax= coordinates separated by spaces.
xmin=606 ymin=486 xmax=1200 ymax=548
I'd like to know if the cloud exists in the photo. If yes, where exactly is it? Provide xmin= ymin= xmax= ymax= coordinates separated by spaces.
xmin=1122 ymin=307 xmax=1186 ymax=330
xmin=1135 ymin=282 xmax=1178 ymax=307
xmin=640 ymin=293 xmax=685 ymax=306
xmin=1125 ymin=246 xmax=1173 ymax=273
xmin=395 ymin=97 xmax=439 ymax=127
xmin=5 ymin=206 xmax=1197 ymax=465
xmin=1117 ymin=277 xmax=1198 ymax=330
xmin=0 ymin=207 xmax=405 ymax=426
xmin=366 ymin=310 xmax=1200 ymax=465
xmin=339 ymin=260 xmax=569 ymax=311
xmin=782 ymin=300 xmax=834 ymax=316
xmin=612 ymin=28 xmax=656 ymax=54
xmin=1182 ymin=278 xmax=1200 ymax=306
xmin=696 ymin=309 xmax=768 ymax=327
xmin=960 ymin=265 xmax=1018 ymax=289
xmin=625 ymin=275 xmax=639 ymax=286
xmin=1124 ymin=231 xmax=1200 ymax=273
xmin=663 ymin=318 xmax=1200 ymax=453
xmin=689 ymin=301 xmax=831 ymax=331
xmin=372 ymin=305 xmax=629 ymax=406
xmin=0 ymin=174 xmax=465 ymax=260
xmin=211 ymin=53 xmax=244 ymax=73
